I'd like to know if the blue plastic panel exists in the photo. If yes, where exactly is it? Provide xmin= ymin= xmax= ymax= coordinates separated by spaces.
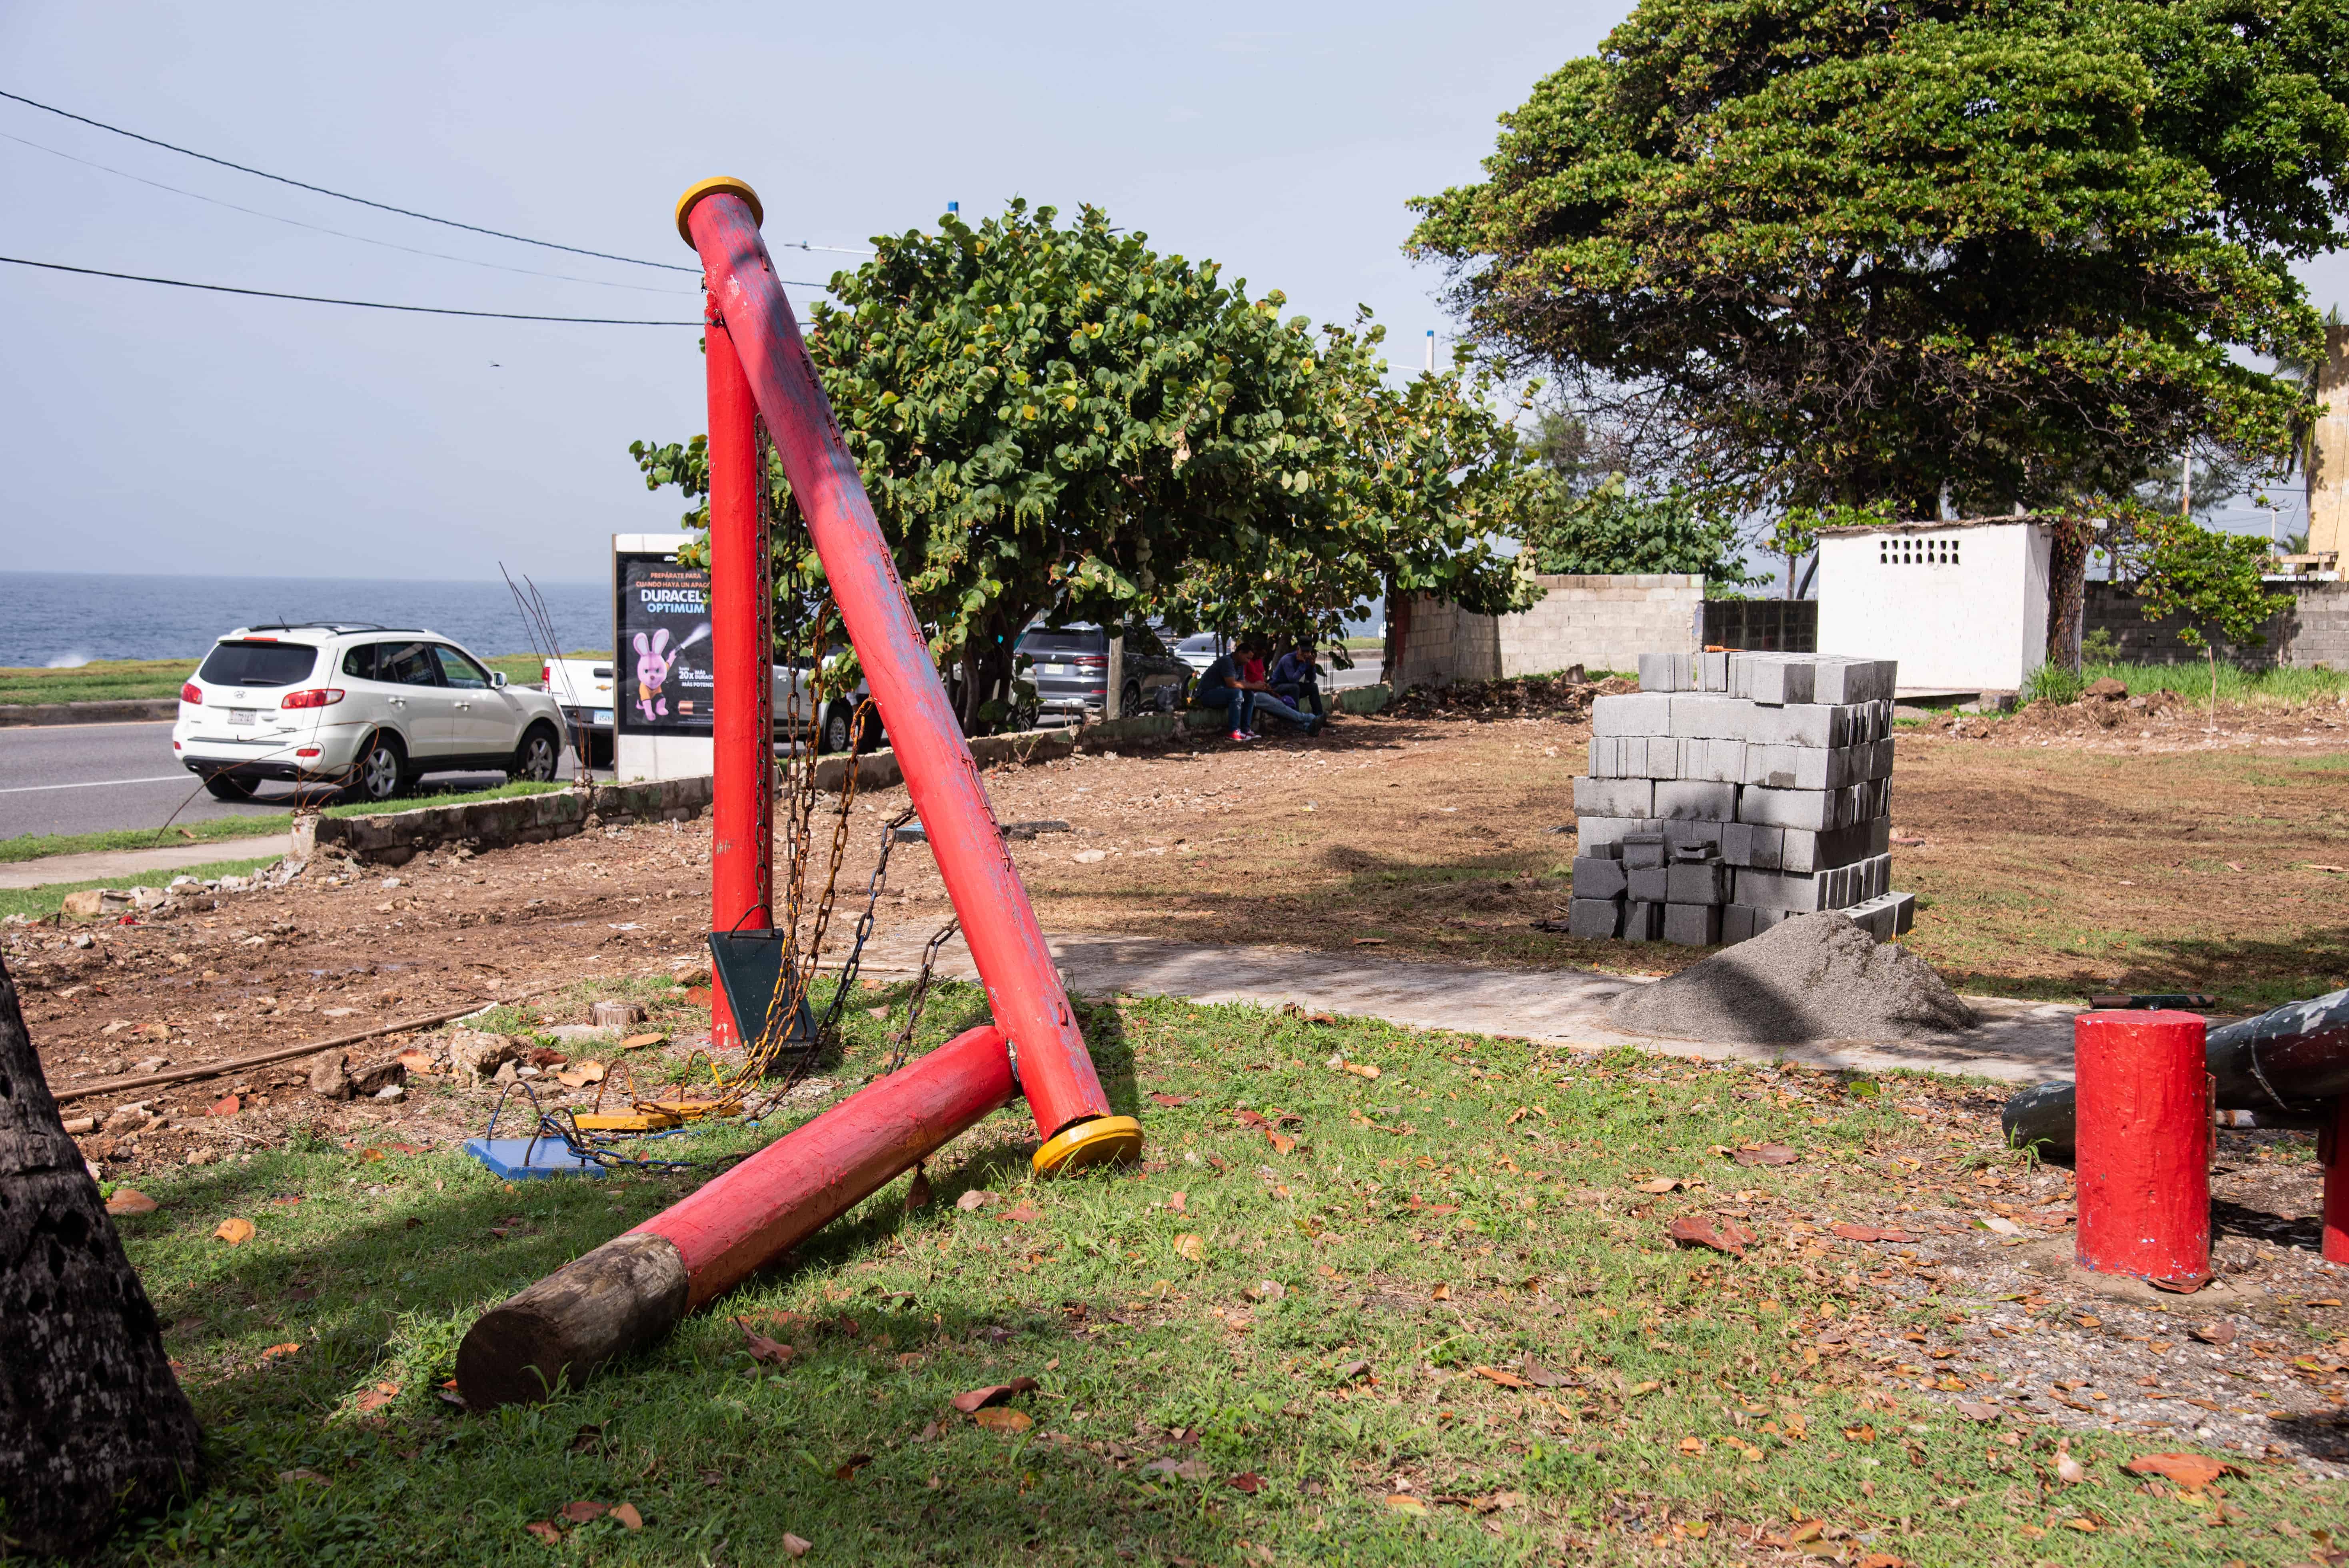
xmin=463 ymin=1137 xmax=607 ymax=1180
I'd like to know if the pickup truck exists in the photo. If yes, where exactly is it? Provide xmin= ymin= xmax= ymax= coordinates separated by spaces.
xmin=540 ymin=655 xmax=879 ymax=759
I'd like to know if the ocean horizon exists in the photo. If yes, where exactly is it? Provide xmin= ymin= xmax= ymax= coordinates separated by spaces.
xmin=0 ymin=570 xmax=611 ymax=670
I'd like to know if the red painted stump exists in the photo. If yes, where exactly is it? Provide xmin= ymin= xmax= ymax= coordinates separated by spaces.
xmin=2074 ymin=1009 xmax=2210 ymax=1287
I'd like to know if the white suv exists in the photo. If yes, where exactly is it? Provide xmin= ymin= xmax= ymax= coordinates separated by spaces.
xmin=174 ymin=624 xmax=567 ymax=804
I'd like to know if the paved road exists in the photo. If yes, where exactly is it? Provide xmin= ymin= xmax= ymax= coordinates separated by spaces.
xmin=0 ymin=721 xmax=523 ymax=843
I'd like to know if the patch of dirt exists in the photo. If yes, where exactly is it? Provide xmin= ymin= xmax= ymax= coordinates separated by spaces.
xmin=1930 ymin=686 xmax=2349 ymax=751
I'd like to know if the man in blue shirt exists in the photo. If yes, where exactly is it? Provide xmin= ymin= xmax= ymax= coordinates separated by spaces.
xmin=1196 ymin=639 xmax=1322 ymax=741
xmin=1268 ymin=641 xmax=1326 ymax=719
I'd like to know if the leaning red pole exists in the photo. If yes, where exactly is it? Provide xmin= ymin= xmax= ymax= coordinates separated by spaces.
xmin=455 ymin=1025 xmax=1014 ymax=1407
xmin=2074 ymin=1010 xmax=2211 ymax=1287
xmin=707 ymin=302 xmax=771 ymax=1052
xmin=677 ymin=179 xmax=1125 ymax=1164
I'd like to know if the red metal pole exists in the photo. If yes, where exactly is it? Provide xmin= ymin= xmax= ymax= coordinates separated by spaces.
xmin=707 ymin=300 xmax=771 ymax=1054
xmin=674 ymin=177 xmax=1136 ymax=1174
xmin=456 ymin=1023 xmax=1017 ymax=1405
xmin=2074 ymin=1010 xmax=2210 ymax=1287
xmin=637 ymin=1023 xmax=1013 ymax=1308
xmin=2323 ymin=1097 xmax=2349 ymax=1267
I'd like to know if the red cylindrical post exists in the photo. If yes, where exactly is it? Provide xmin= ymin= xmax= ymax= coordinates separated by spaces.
xmin=2075 ymin=1010 xmax=2211 ymax=1286
xmin=636 ymin=1023 xmax=1013 ymax=1307
xmin=674 ymin=178 xmax=1135 ymax=1174
xmin=2322 ymin=1098 xmax=2349 ymax=1266
xmin=707 ymin=304 xmax=771 ymax=1053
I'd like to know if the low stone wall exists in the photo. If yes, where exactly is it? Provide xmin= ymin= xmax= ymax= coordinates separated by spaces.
xmin=2085 ymin=580 xmax=2349 ymax=669
xmin=1392 ymin=576 xmax=1704 ymax=689
xmin=301 ymin=777 xmax=713 ymax=866
xmin=0 ymin=698 xmax=181 ymax=728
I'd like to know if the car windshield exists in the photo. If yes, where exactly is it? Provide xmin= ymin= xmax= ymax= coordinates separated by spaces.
xmin=197 ymin=641 xmax=319 ymax=688
xmin=1019 ymin=626 xmax=1103 ymax=655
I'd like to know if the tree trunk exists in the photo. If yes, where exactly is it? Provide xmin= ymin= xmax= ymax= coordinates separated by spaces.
xmin=2044 ymin=517 xmax=2091 ymax=674
xmin=0 ymin=949 xmax=200 ymax=1554
xmin=2207 ymin=643 xmax=2219 ymax=732
xmin=1381 ymin=573 xmax=1411 ymax=690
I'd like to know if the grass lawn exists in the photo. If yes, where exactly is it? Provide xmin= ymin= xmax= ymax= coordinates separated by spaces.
xmin=2073 ymin=660 xmax=2349 ymax=707
xmin=0 ymin=781 xmax=568 ymax=870
xmin=98 ymin=984 xmax=2341 ymax=1565
xmin=0 ymin=652 xmax=589 ymax=706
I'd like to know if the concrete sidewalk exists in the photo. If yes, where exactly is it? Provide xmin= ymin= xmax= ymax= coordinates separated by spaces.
xmin=0 ymin=835 xmax=288 ymax=890
xmin=855 ymin=928 xmax=2080 ymax=1085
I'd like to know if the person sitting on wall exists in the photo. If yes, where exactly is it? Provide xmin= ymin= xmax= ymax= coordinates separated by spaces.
xmin=1268 ymin=640 xmax=1326 ymax=719
xmin=1198 ymin=639 xmax=1321 ymax=741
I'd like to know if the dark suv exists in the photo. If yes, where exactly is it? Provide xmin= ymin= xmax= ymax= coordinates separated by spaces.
xmin=1017 ymin=622 xmax=1192 ymax=721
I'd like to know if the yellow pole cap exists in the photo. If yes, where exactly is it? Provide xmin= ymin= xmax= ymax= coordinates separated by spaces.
xmin=675 ymin=177 xmax=763 ymax=245
xmin=1031 ymin=1115 xmax=1144 ymax=1177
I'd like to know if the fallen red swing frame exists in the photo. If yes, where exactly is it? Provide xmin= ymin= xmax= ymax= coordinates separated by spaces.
xmin=455 ymin=178 xmax=1139 ymax=1408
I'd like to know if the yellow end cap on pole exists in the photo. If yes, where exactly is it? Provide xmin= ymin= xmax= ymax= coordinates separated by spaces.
xmin=675 ymin=177 xmax=763 ymax=245
xmin=1032 ymin=1115 xmax=1143 ymax=1176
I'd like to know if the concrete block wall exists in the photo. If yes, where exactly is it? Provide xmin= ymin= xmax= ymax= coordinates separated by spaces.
xmin=1567 ymin=653 xmax=1914 ymax=948
xmin=1392 ymin=575 xmax=1703 ymax=689
xmin=2085 ymin=581 xmax=2349 ymax=670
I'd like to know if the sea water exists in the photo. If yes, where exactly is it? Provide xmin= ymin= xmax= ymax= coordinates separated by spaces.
xmin=0 ymin=571 xmax=611 ymax=669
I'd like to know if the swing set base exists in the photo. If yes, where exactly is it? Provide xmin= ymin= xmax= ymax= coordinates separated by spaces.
xmin=1033 ymin=1115 xmax=1144 ymax=1176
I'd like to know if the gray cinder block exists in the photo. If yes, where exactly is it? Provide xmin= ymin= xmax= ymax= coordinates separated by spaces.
xmin=1679 ymin=737 xmax=1745 ymax=783
xmin=1661 ymin=821 xmax=1721 ymax=857
xmin=1734 ymin=867 xmax=1830 ymax=912
xmin=1738 ymin=787 xmax=1838 ymax=831
xmin=1721 ymin=904 xmax=1758 ymax=943
xmin=1623 ymin=900 xmax=1665 ymax=941
xmin=1663 ymin=903 xmax=1723 ymax=946
xmin=1572 ymin=857 xmax=1629 ymax=899
xmin=1620 ymin=832 xmax=1668 ymax=870
xmin=1742 ymin=743 xmax=1858 ymax=791
xmin=1669 ymin=693 xmax=1747 ymax=739
xmin=1592 ymin=692 xmax=1674 ymax=737
xmin=1742 ymin=655 xmax=1816 ymax=707
xmin=1627 ymin=865 xmax=1670 ymax=903
xmin=1576 ymin=816 xmax=1661 ymax=853
xmin=1638 ymin=653 xmax=1680 ymax=693
xmin=1665 ymin=861 xmax=1728 ymax=905
xmin=1575 ymin=776 xmax=1655 ymax=818
xmin=1696 ymin=651 xmax=1730 ymax=691
xmin=1644 ymin=737 xmax=1683 ymax=779
xmin=1655 ymin=780 xmax=1739 ymax=821
xmin=1778 ymin=819 xmax=1883 ymax=875
xmin=1813 ymin=658 xmax=1897 ymax=705
xmin=1567 ymin=897 xmax=1624 ymax=939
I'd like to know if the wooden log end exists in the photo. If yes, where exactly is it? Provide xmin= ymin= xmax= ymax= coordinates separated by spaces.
xmin=455 ymin=1231 xmax=688 ymax=1409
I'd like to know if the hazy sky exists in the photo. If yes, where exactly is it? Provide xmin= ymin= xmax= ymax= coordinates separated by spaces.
xmin=3 ymin=2 xmax=2341 ymax=586
xmin=0 ymin=0 xmax=1624 ymax=585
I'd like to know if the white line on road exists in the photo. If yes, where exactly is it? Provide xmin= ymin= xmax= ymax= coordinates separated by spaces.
xmin=0 ymin=774 xmax=190 ymax=795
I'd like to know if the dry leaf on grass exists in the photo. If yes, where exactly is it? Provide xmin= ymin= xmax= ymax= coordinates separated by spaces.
xmin=1148 ymin=1091 xmax=1192 ymax=1107
xmin=525 ymin=1521 xmax=563 ymax=1544
xmin=105 ymin=1188 xmax=158 ymax=1216
xmin=737 ymin=1322 xmax=795 ymax=1367
xmin=2123 ymin=1453 xmax=2242 ymax=1491
xmin=999 ymin=1202 xmax=1043 ymax=1223
xmin=1520 ymin=1359 xmax=1571 ymax=1388
xmin=555 ymin=1061 xmax=607 ymax=1089
xmin=1635 ymin=1177 xmax=1684 ymax=1194
xmin=1678 ymin=1437 xmax=1704 ymax=1455
xmin=781 ymin=1533 xmax=813 ymax=1557
xmin=1841 ymin=1424 xmax=1876 ymax=1444
xmin=1430 ymin=1282 xmax=1452 ymax=1301
xmin=1382 ymin=1494 xmax=1426 ymax=1514
xmin=2189 ymin=1320 xmax=2237 ymax=1345
xmin=1831 ymin=1223 xmax=1910 ymax=1243
xmin=955 ymin=1189 xmax=996 ymax=1212
xmin=1173 ymin=1233 xmax=1207 ymax=1262
xmin=1244 ymin=1278 xmax=1282 ymax=1303
xmin=1228 ymin=1471 xmax=1262 ymax=1494
xmin=214 ymin=1217 xmax=255 ymax=1245
xmin=1266 ymin=1131 xmax=1295 ymax=1155
xmin=951 ymin=1377 xmax=1039 ymax=1413
xmin=974 ymin=1408 xmax=1033 ymax=1433
xmin=353 ymin=1383 xmax=398 ymax=1414
xmin=1474 ymin=1365 xmax=1530 ymax=1389
xmin=611 ymin=1503 xmax=642 ymax=1530
xmin=835 ymin=1454 xmax=873 ymax=1480
xmin=1730 ymin=1144 xmax=1796 ymax=1166
xmin=1343 ymin=1063 xmax=1381 ymax=1079
xmin=1667 ymin=1215 xmax=1756 ymax=1257
xmin=1333 ymin=1359 xmax=1371 ymax=1382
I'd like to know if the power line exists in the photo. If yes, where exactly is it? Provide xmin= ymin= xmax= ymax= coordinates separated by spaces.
xmin=0 ymin=254 xmax=701 ymax=323
xmin=0 ymin=86 xmax=696 ymax=273
xmin=0 ymin=130 xmax=698 ymax=296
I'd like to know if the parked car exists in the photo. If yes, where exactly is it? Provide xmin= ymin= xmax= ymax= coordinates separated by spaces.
xmin=1172 ymin=631 xmax=1224 ymax=677
xmin=1017 ymin=622 xmax=1192 ymax=721
xmin=537 ymin=655 xmax=871 ymax=761
xmin=174 ymin=623 xmax=567 ymax=804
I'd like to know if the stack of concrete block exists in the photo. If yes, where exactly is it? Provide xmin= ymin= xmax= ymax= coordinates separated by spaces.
xmin=1568 ymin=653 xmax=1916 ymax=946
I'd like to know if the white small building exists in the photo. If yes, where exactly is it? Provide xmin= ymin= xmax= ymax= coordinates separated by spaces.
xmin=1814 ymin=518 xmax=2051 ymax=696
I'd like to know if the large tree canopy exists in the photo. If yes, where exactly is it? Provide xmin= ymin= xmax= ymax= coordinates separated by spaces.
xmin=1408 ymin=0 xmax=2349 ymax=515
xmin=637 ymin=203 xmax=1528 ymax=726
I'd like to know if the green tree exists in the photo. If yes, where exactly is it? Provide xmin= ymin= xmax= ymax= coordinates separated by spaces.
xmin=635 ymin=209 xmax=1525 ymax=727
xmin=1517 ymin=475 xmax=1754 ymax=589
xmin=635 ymin=201 xmax=1356 ymax=729
xmin=1406 ymin=0 xmax=2349 ymax=516
xmin=2133 ymin=514 xmax=2282 ymax=727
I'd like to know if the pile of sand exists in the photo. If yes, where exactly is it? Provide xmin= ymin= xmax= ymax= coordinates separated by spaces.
xmin=1608 ymin=912 xmax=1977 ymax=1045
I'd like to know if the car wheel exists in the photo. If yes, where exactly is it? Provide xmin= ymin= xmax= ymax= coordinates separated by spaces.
xmin=349 ymin=733 xmax=408 ymax=804
xmin=1120 ymin=680 xmax=1144 ymax=717
xmin=821 ymin=704 xmax=853 ymax=755
xmin=509 ymin=722 xmax=560 ymax=783
xmin=202 ymin=771 xmax=260 ymax=802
